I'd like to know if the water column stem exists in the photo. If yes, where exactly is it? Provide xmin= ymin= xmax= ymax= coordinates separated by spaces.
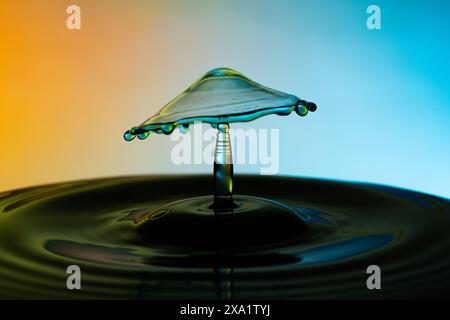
xmin=213 ymin=123 xmax=234 ymax=210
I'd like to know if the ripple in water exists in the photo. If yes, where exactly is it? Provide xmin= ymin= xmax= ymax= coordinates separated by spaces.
xmin=0 ymin=175 xmax=449 ymax=299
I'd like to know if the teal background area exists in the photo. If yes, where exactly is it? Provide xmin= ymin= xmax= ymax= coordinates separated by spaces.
xmin=129 ymin=0 xmax=449 ymax=198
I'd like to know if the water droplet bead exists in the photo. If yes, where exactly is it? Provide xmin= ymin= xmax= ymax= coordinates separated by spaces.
xmin=179 ymin=124 xmax=190 ymax=134
xmin=161 ymin=124 xmax=175 ymax=135
xmin=137 ymin=131 xmax=150 ymax=140
xmin=123 ymin=130 xmax=136 ymax=141
xmin=306 ymin=102 xmax=317 ymax=112
xmin=295 ymin=104 xmax=309 ymax=117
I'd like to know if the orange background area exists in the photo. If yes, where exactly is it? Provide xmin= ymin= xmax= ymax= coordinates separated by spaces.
xmin=0 ymin=1 xmax=203 ymax=191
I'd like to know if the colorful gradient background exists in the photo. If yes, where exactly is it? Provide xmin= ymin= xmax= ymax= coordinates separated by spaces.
xmin=1 ymin=0 xmax=449 ymax=198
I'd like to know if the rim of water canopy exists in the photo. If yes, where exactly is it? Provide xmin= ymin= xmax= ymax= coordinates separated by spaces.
xmin=124 ymin=67 xmax=316 ymax=141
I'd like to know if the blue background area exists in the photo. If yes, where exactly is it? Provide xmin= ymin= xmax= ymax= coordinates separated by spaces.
xmin=154 ymin=0 xmax=449 ymax=198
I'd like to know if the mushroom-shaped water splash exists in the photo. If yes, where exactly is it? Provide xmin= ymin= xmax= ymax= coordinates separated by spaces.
xmin=124 ymin=67 xmax=317 ymax=212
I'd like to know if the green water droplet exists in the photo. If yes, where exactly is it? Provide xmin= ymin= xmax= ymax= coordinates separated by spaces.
xmin=295 ymin=104 xmax=308 ymax=117
xmin=137 ymin=131 xmax=150 ymax=140
xmin=161 ymin=124 xmax=174 ymax=135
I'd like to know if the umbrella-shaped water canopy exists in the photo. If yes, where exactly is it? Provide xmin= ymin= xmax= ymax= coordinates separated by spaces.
xmin=123 ymin=67 xmax=316 ymax=141
xmin=123 ymin=67 xmax=317 ymax=210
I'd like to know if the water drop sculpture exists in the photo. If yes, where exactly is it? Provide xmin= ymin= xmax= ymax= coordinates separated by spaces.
xmin=124 ymin=67 xmax=317 ymax=210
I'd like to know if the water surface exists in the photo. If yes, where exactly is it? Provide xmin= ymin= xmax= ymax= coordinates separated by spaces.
xmin=0 ymin=175 xmax=449 ymax=299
